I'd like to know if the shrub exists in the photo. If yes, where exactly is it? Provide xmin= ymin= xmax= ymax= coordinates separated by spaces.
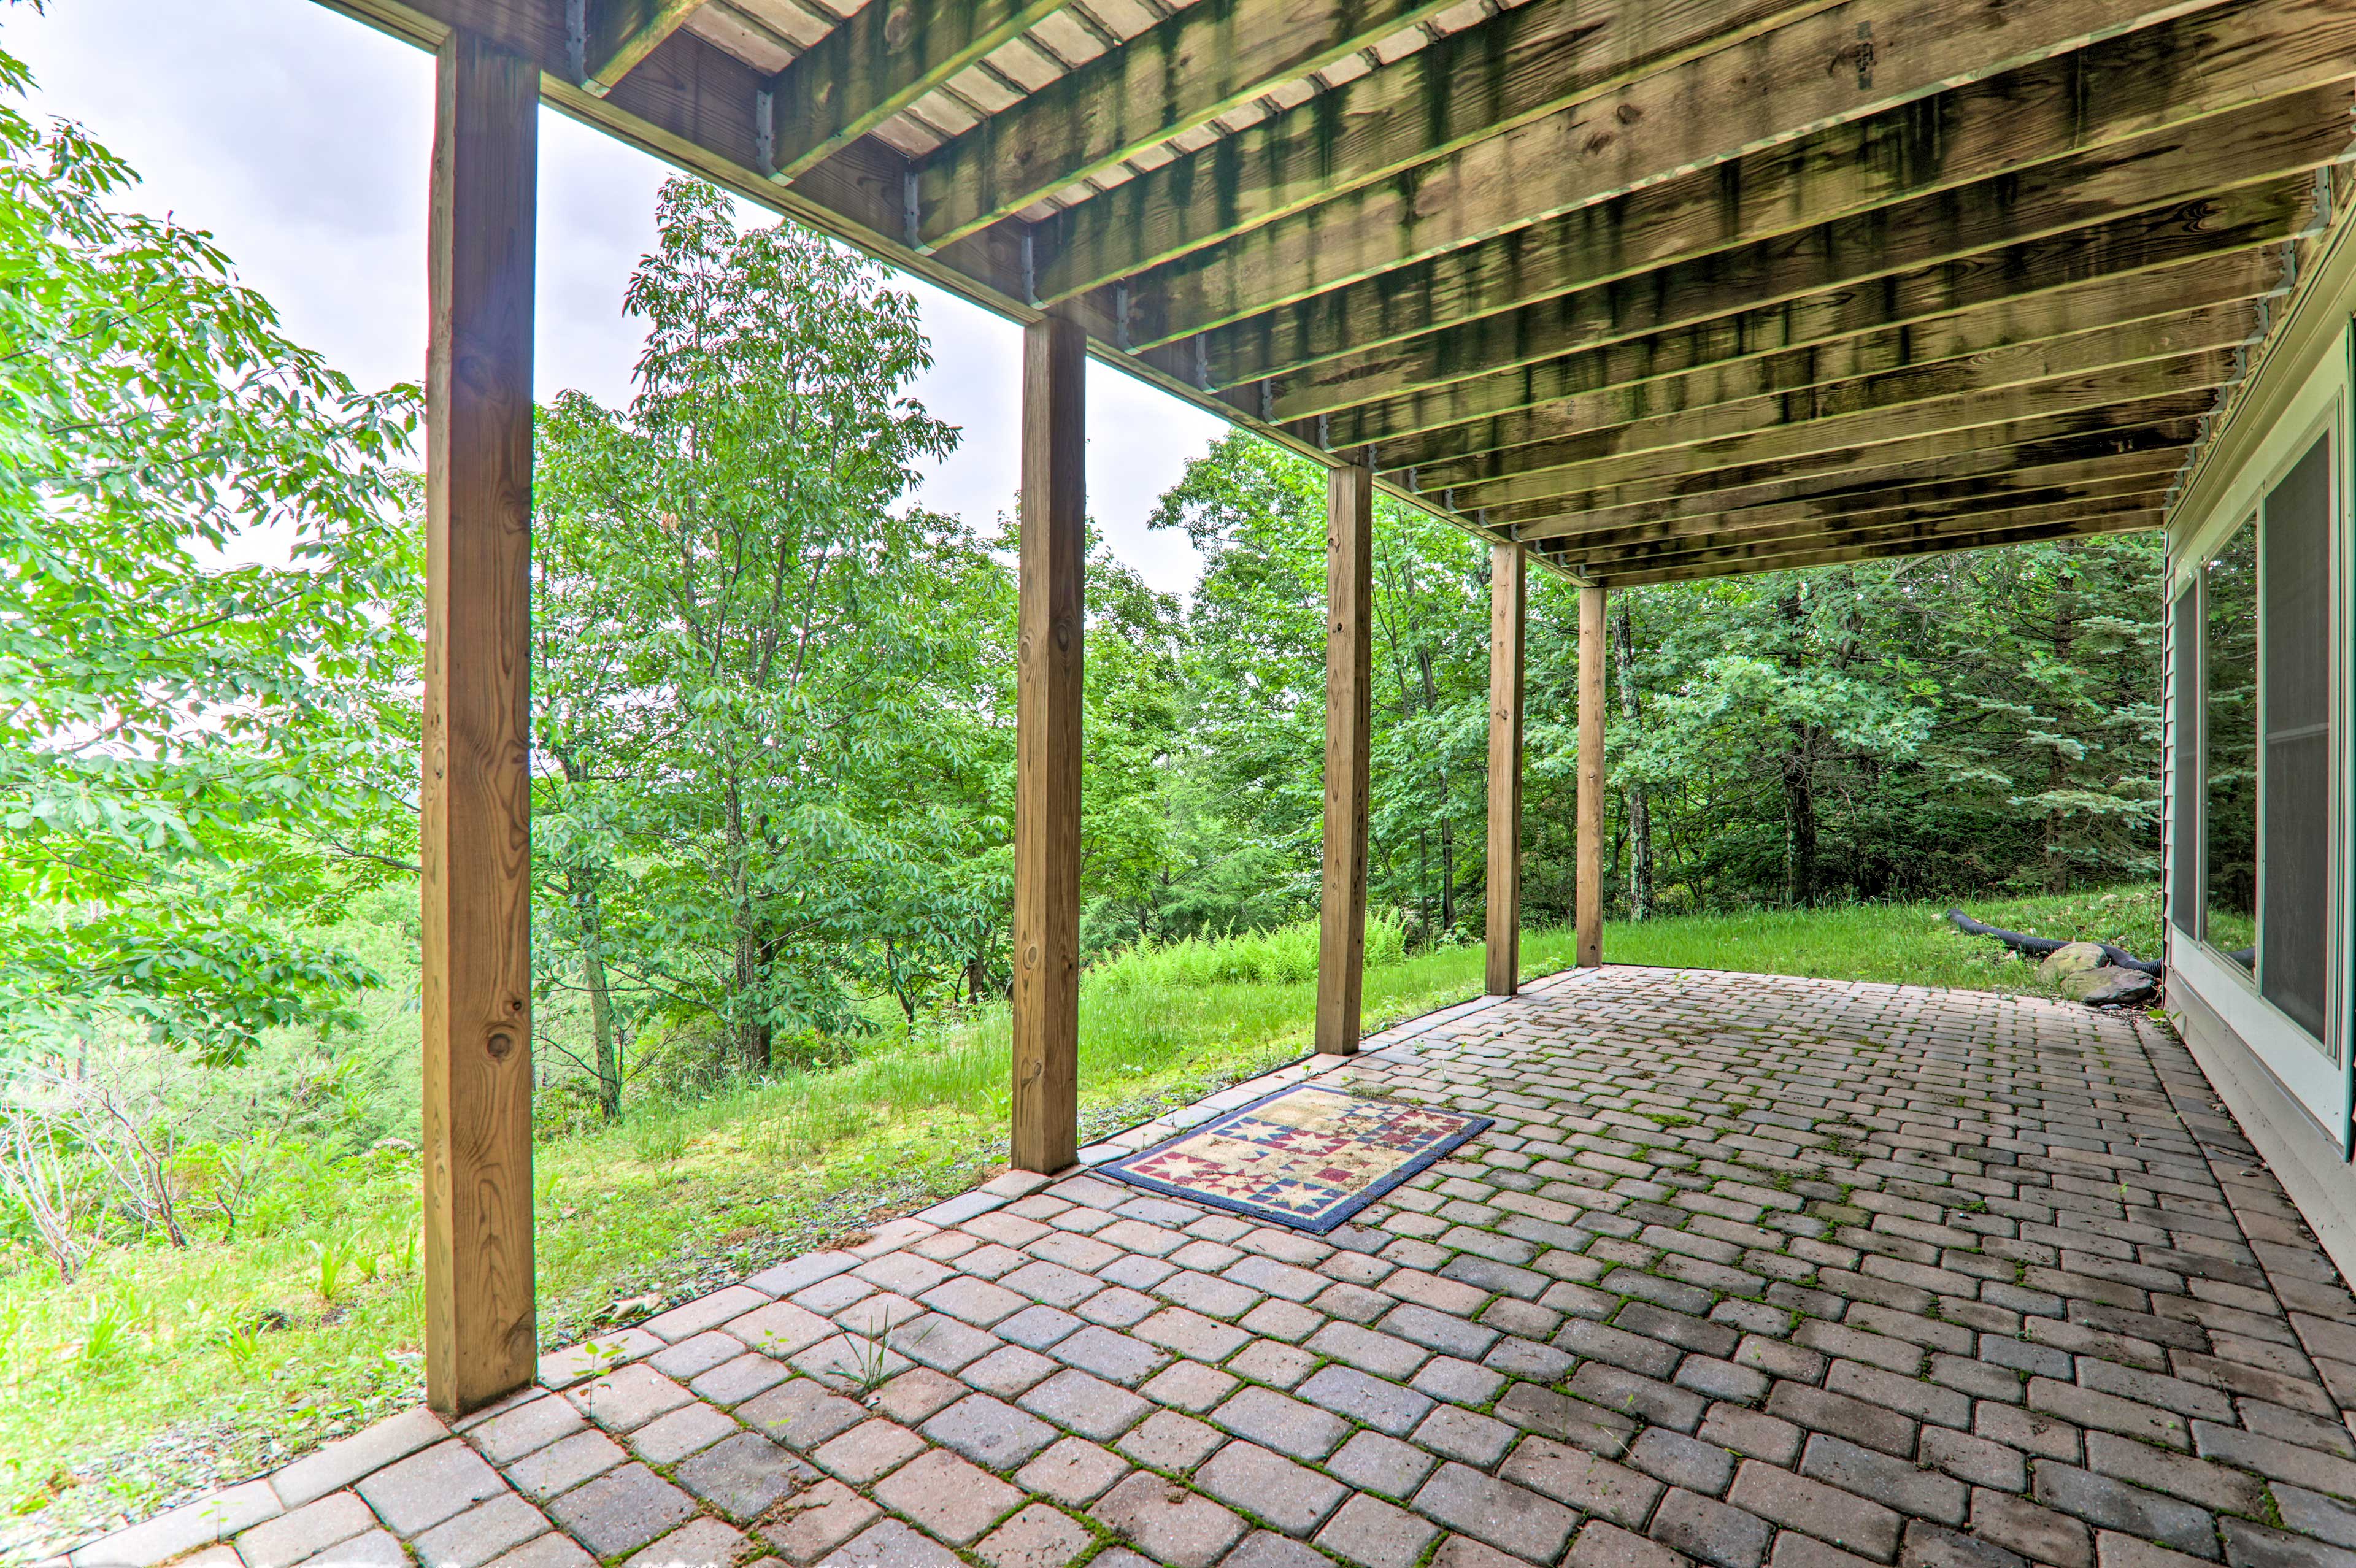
xmin=1087 ymin=915 xmax=1407 ymax=995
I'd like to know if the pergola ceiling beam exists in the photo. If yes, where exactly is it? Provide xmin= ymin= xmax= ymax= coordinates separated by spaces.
xmin=1580 ymin=512 xmax=2162 ymax=586
xmin=1303 ymin=238 xmax=2277 ymax=449
xmin=1485 ymin=412 xmax=2206 ymax=523
xmin=1023 ymin=0 xmax=1826 ymax=296
xmin=1439 ymin=366 xmax=2232 ymax=503
xmin=576 ymin=0 xmax=709 ymax=94
xmin=1370 ymin=298 xmax=2257 ymax=475
xmin=1560 ymin=489 xmax=2169 ymax=574
xmin=1520 ymin=456 xmax=2187 ymax=550
xmin=766 ymin=0 xmax=1076 ymax=181
xmin=1055 ymin=0 xmax=2317 ymax=313
xmin=1132 ymin=76 xmax=2349 ymax=355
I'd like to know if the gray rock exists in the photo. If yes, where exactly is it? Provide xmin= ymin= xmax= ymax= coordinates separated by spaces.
xmin=2038 ymin=942 xmax=2109 ymax=982
xmin=2067 ymin=964 xmax=2158 ymax=1007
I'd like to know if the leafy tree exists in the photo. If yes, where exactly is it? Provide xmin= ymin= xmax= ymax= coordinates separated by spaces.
xmin=527 ymin=179 xmax=999 ymax=1070
xmin=0 ymin=47 xmax=418 ymax=1063
xmin=526 ymin=391 xmax=655 ymax=1116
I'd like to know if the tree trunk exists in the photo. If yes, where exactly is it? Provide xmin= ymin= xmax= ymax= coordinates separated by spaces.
xmin=1782 ymin=757 xmax=1819 ymax=907
xmin=724 ymin=774 xmax=771 ymax=1072
xmin=1613 ymin=603 xmax=1653 ymax=921
xmin=1415 ymin=645 xmax=1455 ymax=932
xmin=574 ymin=874 xmax=622 ymax=1120
xmin=733 ymin=930 xmax=769 ymax=1070
xmin=1439 ymin=818 xmax=1457 ymax=933
xmin=2046 ymin=570 xmax=2077 ymax=894
xmin=1777 ymin=585 xmax=1818 ymax=907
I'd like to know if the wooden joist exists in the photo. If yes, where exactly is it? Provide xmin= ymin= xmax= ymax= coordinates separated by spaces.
xmin=1125 ymin=80 xmax=2350 ymax=355
xmin=1036 ymin=0 xmax=2347 ymax=305
xmin=1257 ymin=186 xmax=2303 ymax=428
xmin=1307 ymin=249 xmax=2278 ymax=450
xmin=1585 ymin=512 xmax=2165 ymax=586
xmin=910 ymin=0 xmax=1476 ymax=252
xmin=1102 ymin=0 xmax=2344 ymax=337
xmin=1561 ymin=490 xmax=2169 ymax=576
xmin=765 ymin=0 xmax=1072 ymax=181
xmin=1485 ymin=414 xmax=2206 ymax=531
xmin=576 ymin=0 xmax=707 ymax=94
xmin=1518 ymin=448 xmax=2187 ymax=545
xmin=1428 ymin=351 xmax=2241 ymax=501
xmin=1027 ymin=0 xmax=1822 ymax=299
xmin=1362 ymin=300 xmax=2257 ymax=476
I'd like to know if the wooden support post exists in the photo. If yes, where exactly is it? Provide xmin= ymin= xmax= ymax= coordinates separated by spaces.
xmin=1316 ymin=464 xmax=1374 ymax=1055
xmin=422 ymin=29 xmax=539 ymax=1418
xmin=1485 ymin=542 xmax=1525 ymax=996
xmin=1011 ymin=314 xmax=1086 ymax=1173
xmin=1576 ymin=585 xmax=1606 ymax=968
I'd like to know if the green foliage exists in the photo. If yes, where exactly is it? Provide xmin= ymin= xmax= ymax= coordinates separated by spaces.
xmin=0 ymin=44 xmax=420 ymax=1063
xmin=1147 ymin=432 xmax=2165 ymax=932
xmin=524 ymin=179 xmax=1007 ymax=1084
xmin=1090 ymin=916 xmax=1407 ymax=993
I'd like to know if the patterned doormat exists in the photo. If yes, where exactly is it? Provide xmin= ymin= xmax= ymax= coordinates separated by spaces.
xmin=1097 ymin=1083 xmax=1493 ymax=1234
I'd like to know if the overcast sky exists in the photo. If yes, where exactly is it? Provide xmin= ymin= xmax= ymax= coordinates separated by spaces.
xmin=8 ymin=0 xmax=1223 ymax=595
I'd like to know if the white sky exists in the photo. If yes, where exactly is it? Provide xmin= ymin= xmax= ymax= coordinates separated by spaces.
xmin=7 ymin=0 xmax=1223 ymax=596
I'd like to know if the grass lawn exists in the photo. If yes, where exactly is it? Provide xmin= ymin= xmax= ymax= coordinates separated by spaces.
xmin=1607 ymin=885 xmax=2161 ymax=993
xmin=0 ymin=886 xmax=2155 ymax=1553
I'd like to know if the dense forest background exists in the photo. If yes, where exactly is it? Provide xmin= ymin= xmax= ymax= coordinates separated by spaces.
xmin=6 ymin=158 xmax=2167 ymax=1116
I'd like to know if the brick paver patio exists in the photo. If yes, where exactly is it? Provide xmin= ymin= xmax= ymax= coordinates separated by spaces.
xmin=64 ymin=967 xmax=2356 ymax=1568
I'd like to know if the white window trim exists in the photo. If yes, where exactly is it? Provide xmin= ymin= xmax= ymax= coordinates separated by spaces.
xmin=2166 ymin=332 xmax=2349 ymax=1138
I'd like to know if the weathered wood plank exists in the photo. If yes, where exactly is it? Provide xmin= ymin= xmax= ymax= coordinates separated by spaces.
xmin=1246 ymin=183 xmax=2300 ymax=426
xmin=580 ymin=0 xmax=706 ymax=94
xmin=1566 ymin=490 xmax=2169 ymax=574
xmin=1017 ymin=0 xmax=1819 ymax=287
xmin=1184 ymin=141 xmax=2320 ymax=406
xmin=1479 ymin=409 xmax=2206 ymax=523
xmin=1375 ymin=299 xmax=2254 ymax=477
xmin=768 ymin=0 xmax=1073 ymax=180
xmin=1012 ymin=315 xmax=1087 ymax=1174
xmin=422 ymin=28 xmax=539 ymax=1418
xmin=913 ymin=0 xmax=1476 ymax=252
xmin=1485 ymin=542 xmax=1525 ymax=997
xmin=1518 ymin=449 xmax=2187 ymax=547
xmin=1051 ymin=0 xmax=2309 ymax=307
xmin=311 ymin=0 xmax=1128 ymax=385
xmin=1424 ymin=349 xmax=2239 ymax=498
xmin=1590 ymin=513 xmax=2162 ymax=585
xmin=1315 ymin=464 xmax=1374 ymax=1055
xmin=1311 ymin=248 xmax=2274 ymax=447
xmin=1575 ymin=585 xmax=1604 ymax=969
xmin=1131 ymin=80 xmax=2348 ymax=353
xmin=1026 ymin=0 xmax=1820 ymax=295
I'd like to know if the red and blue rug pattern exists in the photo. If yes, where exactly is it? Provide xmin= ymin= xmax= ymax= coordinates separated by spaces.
xmin=1098 ymin=1083 xmax=1494 ymax=1233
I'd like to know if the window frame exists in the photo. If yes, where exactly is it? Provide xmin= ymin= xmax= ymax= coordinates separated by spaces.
xmin=2166 ymin=346 xmax=2349 ymax=1132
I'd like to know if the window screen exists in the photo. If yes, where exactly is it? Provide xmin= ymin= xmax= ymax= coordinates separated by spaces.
xmin=2261 ymin=433 xmax=2332 ymax=1046
xmin=2203 ymin=523 xmax=2258 ymax=969
xmin=2169 ymin=582 xmax=2202 ymax=935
